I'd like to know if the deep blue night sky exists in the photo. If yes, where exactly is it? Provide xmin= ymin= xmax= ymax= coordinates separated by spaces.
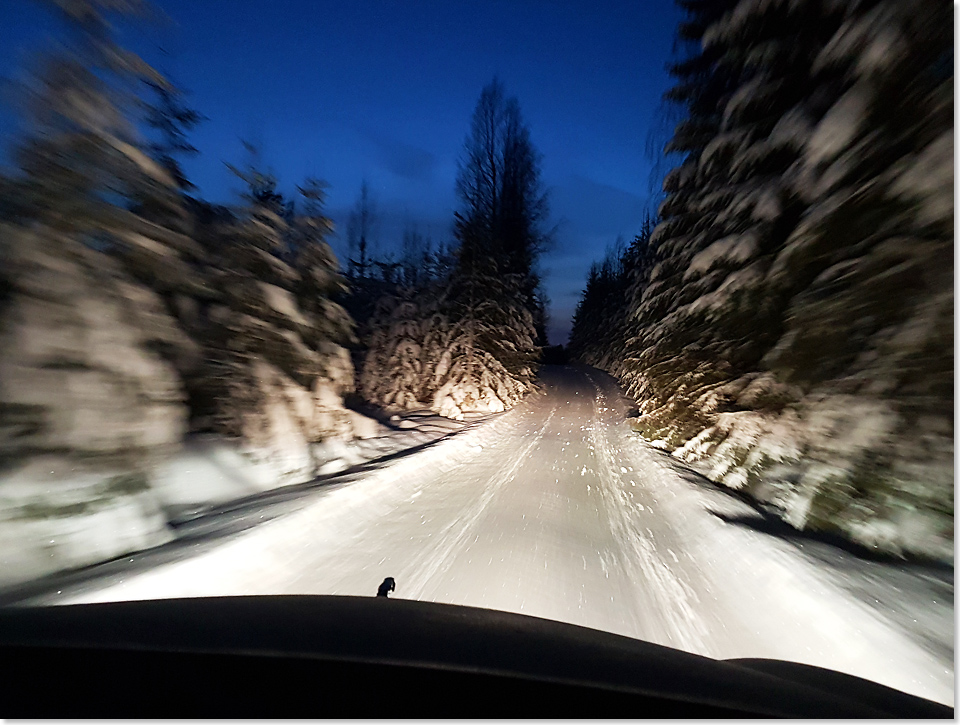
xmin=0 ymin=0 xmax=683 ymax=344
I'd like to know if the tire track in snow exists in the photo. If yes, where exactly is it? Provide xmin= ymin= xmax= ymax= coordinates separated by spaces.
xmin=584 ymin=373 xmax=711 ymax=655
xmin=399 ymin=407 xmax=557 ymax=600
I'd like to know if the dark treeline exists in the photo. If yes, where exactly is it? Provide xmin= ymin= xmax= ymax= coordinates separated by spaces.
xmin=568 ymin=0 xmax=953 ymax=560
xmin=568 ymin=213 xmax=656 ymax=371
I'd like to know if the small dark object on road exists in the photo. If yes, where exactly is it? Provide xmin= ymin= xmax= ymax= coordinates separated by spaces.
xmin=377 ymin=577 xmax=396 ymax=597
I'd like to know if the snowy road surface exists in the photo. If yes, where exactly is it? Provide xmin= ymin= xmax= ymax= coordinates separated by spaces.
xmin=56 ymin=366 xmax=953 ymax=705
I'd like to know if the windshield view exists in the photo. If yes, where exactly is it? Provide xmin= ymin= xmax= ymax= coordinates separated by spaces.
xmin=0 ymin=0 xmax=952 ymax=710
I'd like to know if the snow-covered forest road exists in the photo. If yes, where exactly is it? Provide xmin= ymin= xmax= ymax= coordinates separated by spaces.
xmin=39 ymin=366 xmax=953 ymax=705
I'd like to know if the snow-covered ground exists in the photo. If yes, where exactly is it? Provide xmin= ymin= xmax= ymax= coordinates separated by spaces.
xmin=14 ymin=366 xmax=953 ymax=706
xmin=154 ymin=410 xmax=468 ymax=520
xmin=0 ymin=407 xmax=473 ymax=589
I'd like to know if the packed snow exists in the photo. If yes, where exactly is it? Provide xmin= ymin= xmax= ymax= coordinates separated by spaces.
xmin=28 ymin=366 xmax=953 ymax=707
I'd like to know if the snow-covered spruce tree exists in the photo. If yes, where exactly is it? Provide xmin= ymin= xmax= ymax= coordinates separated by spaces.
xmin=618 ymin=0 xmax=741 ymax=444
xmin=143 ymin=78 xmax=205 ymax=195
xmin=291 ymin=178 xmax=355 ymax=363
xmin=431 ymin=220 xmax=537 ymax=420
xmin=289 ymin=177 xmax=356 ymax=409
xmin=568 ymin=254 xmax=626 ymax=369
xmin=623 ymin=0 xmax=844 ymax=445
xmin=359 ymin=241 xmax=455 ymax=411
xmin=426 ymin=80 xmax=544 ymax=419
xmin=116 ymin=73 xmax=211 ymax=389
xmin=360 ymin=291 xmax=430 ymax=409
xmin=621 ymin=0 xmax=952 ymax=559
xmin=751 ymin=0 xmax=953 ymax=555
xmin=185 ymin=156 xmax=360 ymax=481
xmin=0 ymin=0 xmax=196 ymax=580
xmin=611 ymin=215 xmax=657 ymax=380
xmin=359 ymin=80 xmax=543 ymax=419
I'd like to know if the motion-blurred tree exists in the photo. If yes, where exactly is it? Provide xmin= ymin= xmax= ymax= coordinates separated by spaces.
xmin=144 ymin=78 xmax=205 ymax=193
xmin=574 ymin=0 xmax=954 ymax=558
xmin=6 ymin=0 xmax=179 ymax=234
xmin=292 ymin=177 xmax=355 ymax=353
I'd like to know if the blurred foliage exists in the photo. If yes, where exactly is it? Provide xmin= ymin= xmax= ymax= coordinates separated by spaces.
xmin=0 ymin=0 xmax=358 ymax=469
xmin=569 ymin=0 xmax=953 ymax=559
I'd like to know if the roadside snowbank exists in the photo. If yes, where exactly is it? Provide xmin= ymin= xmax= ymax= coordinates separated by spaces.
xmin=0 ymin=409 xmax=470 ymax=588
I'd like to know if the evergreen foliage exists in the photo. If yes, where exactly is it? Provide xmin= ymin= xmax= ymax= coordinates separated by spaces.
xmin=431 ymin=214 xmax=537 ymax=418
xmin=569 ymin=214 xmax=655 ymax=372
xmin=569 ymin=0 xmax=953 ymax=559
xmin=455 ymin=78 xmax=550 ymax=345
xmin=182 ymin=153 xmax=355 ymax=445
xmin=144 ymin=79 xmax=204 ymax=193
xmin=0 ymin=0 xmax=361 ymax=484
xmin=358 ymin=244 xmax=453 ymax=410
xmin=360 ymin=79 xmax=546 ymax=419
